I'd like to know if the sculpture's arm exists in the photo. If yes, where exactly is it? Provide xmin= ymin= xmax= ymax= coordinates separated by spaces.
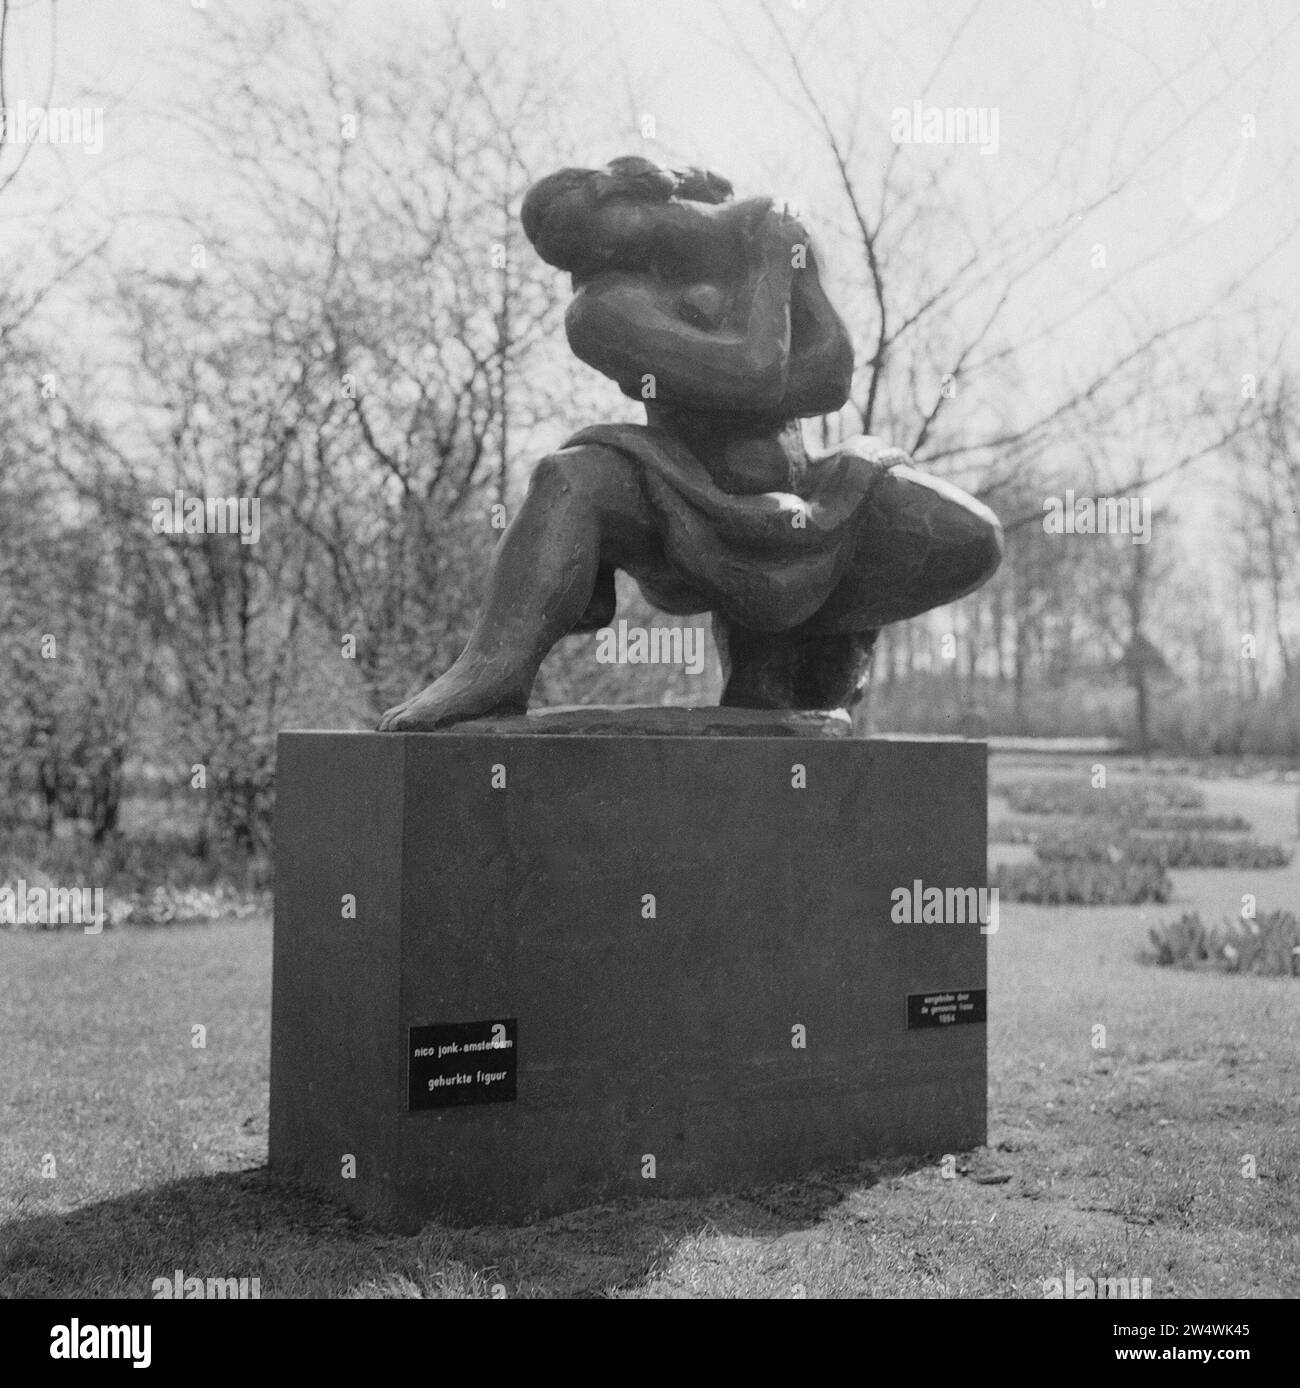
xmin=565 ymin=211 xmax=797 ymax=413
xmin=779 ymin=240 xmax=855 ymax=418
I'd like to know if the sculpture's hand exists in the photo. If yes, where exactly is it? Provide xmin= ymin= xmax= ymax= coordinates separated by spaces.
xmin=752 ymin=201 xmax=809 ymax=257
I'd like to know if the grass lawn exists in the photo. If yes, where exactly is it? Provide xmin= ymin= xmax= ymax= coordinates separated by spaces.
xmin=2 ymin=761 xmax=1297 ymax=1298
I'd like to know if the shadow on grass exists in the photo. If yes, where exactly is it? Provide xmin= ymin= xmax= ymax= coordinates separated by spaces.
xmin=1 ymin=1152 xmax=943 ymax=1298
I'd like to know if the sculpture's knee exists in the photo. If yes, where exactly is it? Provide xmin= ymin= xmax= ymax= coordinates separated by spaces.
xmin=936 ymin=495 xmax=1003 ymax=606
xmin=888 ymin=464 xmax=1002 ymax=605
xmin=526 ymin=451 xmax=581 ymax=501
xmin=964 ymin=503 xmax=1004 ymax=589
xmin=525 ymin=447 xmax=612 ymax=511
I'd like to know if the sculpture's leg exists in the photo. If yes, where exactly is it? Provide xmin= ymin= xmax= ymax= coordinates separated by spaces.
xmin=379 ymin=446 xmax=660 ymax=731
xmin=714 ymin=622 xmax=879 ymax=711
xmin=819 ymin=465 xmax=1005 ymax=629
xmin=715 ymin=464 xmax=1002 ymax=713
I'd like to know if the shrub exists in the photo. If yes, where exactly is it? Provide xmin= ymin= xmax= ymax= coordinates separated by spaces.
xmin=1033 ymin=830 xmax=1292 ymax=870
xmin=991 ymin=860 xmax=1171 ymax=905
xmin=989 ymin=818 xmax=1050 ymax=845
xmin=1144 ymin=911 xmax=1300 ymax=976
xmin=1001 ymin=778 xmax=1205 ymax=817
xmin=989 ymin=809 xmax=1253 ymax=845
xmin=107 ymin=884 xmax=264 ymax=928
xmin=0 ymin=824 xmax=269 ymax=931
xmin=1137 ymin=811 xmax=1251 ymax=832
xmin=1138 ymin=833 xmax=1291 ymax=869
xmin=1030 ymin=831 xmax=1130 ymax=863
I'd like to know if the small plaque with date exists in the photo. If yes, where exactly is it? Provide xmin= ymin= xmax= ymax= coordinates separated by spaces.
xmin=408 ymin=1019 xmax=517 ymax=1110
xmin=907 ymin=989 xmax=986 ymax=1029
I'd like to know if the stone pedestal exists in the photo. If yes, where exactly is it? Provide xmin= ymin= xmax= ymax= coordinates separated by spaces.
xmin=269 ymin=721 xmax=988 ymax=1230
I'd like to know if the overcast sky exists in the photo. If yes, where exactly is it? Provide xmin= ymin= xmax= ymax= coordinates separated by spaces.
xmin=7 ymin=0 xmax=1296 ymax=280
xmin=3 ymin=0 xmax=1297 ymax=566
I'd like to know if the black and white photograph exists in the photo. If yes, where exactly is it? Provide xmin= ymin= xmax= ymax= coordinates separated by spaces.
xmin=0 ymin=0 xmax=1296 ymax=1347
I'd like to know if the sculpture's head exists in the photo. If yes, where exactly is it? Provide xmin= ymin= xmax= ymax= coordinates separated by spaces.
xmin=521 ymin=156 xmax=733 ymax=276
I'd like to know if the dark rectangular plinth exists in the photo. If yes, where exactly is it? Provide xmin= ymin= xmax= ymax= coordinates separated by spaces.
xmin=270 ymin=729 xmax=987 ymax=1229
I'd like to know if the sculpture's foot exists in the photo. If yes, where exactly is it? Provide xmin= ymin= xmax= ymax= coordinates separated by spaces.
xmin=378 ymin=655 xmax=530 ymax=731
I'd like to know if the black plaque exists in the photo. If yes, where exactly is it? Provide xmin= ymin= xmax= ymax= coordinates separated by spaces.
xmin=907 ymin=989 xmax=986 ymax=1030
xmin=408 ymin=1019 xmax=517 ymax=1109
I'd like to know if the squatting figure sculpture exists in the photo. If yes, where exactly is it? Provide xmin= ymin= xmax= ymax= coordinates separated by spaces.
xmin=379 ymin=157 xmax=1002 ymax=730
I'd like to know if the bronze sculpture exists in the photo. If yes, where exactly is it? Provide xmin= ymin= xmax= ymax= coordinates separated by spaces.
xmin=379 ymin=157 xmax=1002 ymax=731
